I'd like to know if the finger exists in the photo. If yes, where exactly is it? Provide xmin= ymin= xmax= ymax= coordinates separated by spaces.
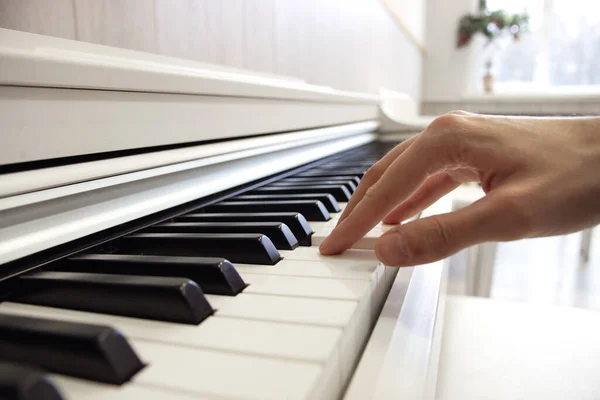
xmin=337 ymin=135 xmax=419 ymax=225
xmin=382 ymin=172 xmax=461 ymax=224
xmin=320 ymin=136 xmax=447 ymax=255
xmin=375 ymin=193 xmax=517 ymax=266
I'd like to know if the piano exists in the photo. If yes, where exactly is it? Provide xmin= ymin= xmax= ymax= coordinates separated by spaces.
xmin=0 ymin=28 xmax=447 ymax=400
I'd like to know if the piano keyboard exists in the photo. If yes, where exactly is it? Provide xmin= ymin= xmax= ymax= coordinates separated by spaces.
xmin=0 ymin=142 xmax=406 ymax=400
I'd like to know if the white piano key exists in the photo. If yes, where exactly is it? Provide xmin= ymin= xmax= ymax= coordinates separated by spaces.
xmin=335 ymin=202 xmax=348 ymax=215
xmin=0 ymin=304 xmax=339 ymax=399
xmin=0 ymin=302 xmax=341 ymax=363
xmin=241 ymin=273 xmax=370 ymax=300
xmin=234 ymin=258 xmax=380 ymax=281
xmin=201 ymin=295 xmax=370 ymax=398
xmin=206 ymin=274 xmax=372 ymax=388
xmin=339 ymin=287 xmax=374 ymax=384
xmin=53 ymin=375 xmax=206 ymax=400
xmin=130 ymin=340 xmax=324 ymax=400
xmin=308 ymin=220 xmax=338 ymax=232
xmin=280 ymin=246 xmax=379 ymax=263
xmin=207 ymin=293 xmax=357 ymax=328
xmin=310 ymin=223 xmax=402 ymax=249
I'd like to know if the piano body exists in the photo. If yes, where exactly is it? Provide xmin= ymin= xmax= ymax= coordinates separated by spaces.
xmin=0 ymin=28 xmax=447 ymax=400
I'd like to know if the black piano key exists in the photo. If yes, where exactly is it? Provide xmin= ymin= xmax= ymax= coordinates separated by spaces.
xmin=60 ymin=254 xmax=246 ymax=296
xmin=147 ymin=222 xmax=298 ymax=250
xmin=319 ymin=161 xmax=375 ymax=168
xmin=120 ymin=233 xmax=281 ymax=265
xmin=10 ymin=272 xmax=213 ymax=325
xmin=0 ymin=314 xmax=144 ymax=384
xmin=281 ymin=175 xmax=361 ymax=185
xmin=0 ymin=362 xmax=63 ymax=400
xmin=267 ymin=180 xmax=356 ymax=193
xmin=252 ymin=185 xmax=351 ymax=202
xmin=206 ymin=201 xmax=331 ymax=222
xmin=235 ymin=194 xmax=340 ymax=213
xmin=295 ymin=169 xmax=367 ymax=178
xmin=175 ymin=213 xmax=313 ymax=246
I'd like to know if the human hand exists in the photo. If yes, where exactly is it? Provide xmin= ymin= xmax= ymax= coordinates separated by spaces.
xmin=319 ymin=112 xmax=600 ymax=266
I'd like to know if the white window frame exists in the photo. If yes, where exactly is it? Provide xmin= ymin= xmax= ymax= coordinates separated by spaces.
xmin=492 ymin=0 xmax=600 ymax=95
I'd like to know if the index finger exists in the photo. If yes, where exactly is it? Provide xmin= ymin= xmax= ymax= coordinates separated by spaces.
xmin=320 ymin=133 xmax=457 ymax=255
xmin=337 ymin=134 xmax=419 ymax=224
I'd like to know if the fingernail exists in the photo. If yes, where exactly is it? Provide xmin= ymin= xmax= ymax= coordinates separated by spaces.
xmin=376 ymin=232 xmax=410 ymax=266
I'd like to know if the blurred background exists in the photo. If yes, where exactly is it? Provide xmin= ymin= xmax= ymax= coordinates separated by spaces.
xmin=1 ymin=0 xmax=599 ymax=309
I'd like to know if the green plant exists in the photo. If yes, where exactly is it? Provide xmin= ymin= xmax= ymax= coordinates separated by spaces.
xmin=457 ymin=0 xmax=529 ymax=48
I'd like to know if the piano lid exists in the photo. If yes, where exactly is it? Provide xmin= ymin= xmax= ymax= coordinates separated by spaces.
xmin=0 ymin=28 xmax=381 ymax=167
xmin=0 ymin=28 xmax=379 ymax=104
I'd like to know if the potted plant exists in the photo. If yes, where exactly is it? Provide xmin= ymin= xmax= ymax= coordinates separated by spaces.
xmin=457 ymin=0 xmax=529 ymax=93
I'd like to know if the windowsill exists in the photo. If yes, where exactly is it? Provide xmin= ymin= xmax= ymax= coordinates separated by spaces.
xmin=462 ymin=91 xmax=600 ymax=103
xmin=424 ymin=87 xmax=600 ymax=104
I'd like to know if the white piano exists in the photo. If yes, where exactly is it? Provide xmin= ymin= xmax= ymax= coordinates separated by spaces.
xmin=0 ymin=28 xmax=448 ymax=400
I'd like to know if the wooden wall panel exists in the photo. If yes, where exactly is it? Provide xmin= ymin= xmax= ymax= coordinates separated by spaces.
xmin=0 ymin=0 xmax=424 ymax=100
xmin=154 ymin=0 xmax=245 ymax=68
xmin=273 ymin=0 xmax=316 ymax=81
xmin=243 ymin=0 xmax=276 ymax=74
xmin=73 ymin=0 xmax=157 ymax=52
xmin=0 ymin=0 xmax=76 ymax=39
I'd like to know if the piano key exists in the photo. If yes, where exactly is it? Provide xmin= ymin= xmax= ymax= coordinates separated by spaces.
xmin=295 ymin=168 xmax=367 ymax=178
xmin=325 ymin=201 xmax=348 ymax=222
xmin=253 ymin=185 xmax=351 ymax=202
xmin=233 ymin=258 xmax=379 ymax=281
xmin=235 ymin=193 xmax=340 ymax=213
xmin=332 ymin=229 xmax=382 ymax=250
xmin=3 ymin=255 xmax=382 ymax=397
xmin=267 ymin=180 xmax=357 ymax=193
xmin=272 ymin=178 xmax=357 ymax=187
xmin=319 ymin=161 xmax=375 ymax=168
xmin=274 ymin=246 xmax=392 ymax=299
xmin=0 ymin=362 xmax=63 ymax=400
xmin=1 ymin=302 xmax=341 ymax=363
xmin=61 ymin=254 xmax=246 ymax=296
xmin=175 ymin=212 xmax=313 ymax=246
xmin=279 ymin=246 xmax=379 ymax=264
xmin=132 ymin=341 xmax=324 ymax=400
xmin=240 ymin=273 xmax=368 ymax=301
xmin=0 ymin=314 xmax=143 ymax=384
xmin=146 ymin=221 xmax=298 ymax=250
xmin=206 ymin=293 xmax=357 ymax=327
xmin=51 ymin=375 xmax=205 ymax=400
xmin=10 ymin=271 xmax=213 ymax=324
xmin=205 ymin=200 xmax=331 ymax=222
xmin=310 ymin=225 xmax=386 ymax=250
xmin=281 ymin=175 xmax=361 ymax=185
xmin=0 ymin=304 xmax=337 ymax=399
xmin=206 ymin=271 xmax=385 ymax=387
xmin=120 ymin=233 xmax=281 ymax=265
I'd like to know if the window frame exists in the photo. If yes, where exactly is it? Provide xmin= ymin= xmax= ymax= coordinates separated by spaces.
xmin=489 ymin=0 xmax=600 ymax=94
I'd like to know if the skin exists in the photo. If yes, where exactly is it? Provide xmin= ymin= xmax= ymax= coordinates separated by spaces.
xmin=319 ymin=111 xmax=600 ymax=267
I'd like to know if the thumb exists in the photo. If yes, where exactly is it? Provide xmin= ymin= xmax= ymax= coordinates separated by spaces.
xmin=375 ymin=195 xmax=516 ymax=266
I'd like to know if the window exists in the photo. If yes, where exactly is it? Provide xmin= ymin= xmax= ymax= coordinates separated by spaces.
xmin=485 ymin=0 xmax=600 ymax=91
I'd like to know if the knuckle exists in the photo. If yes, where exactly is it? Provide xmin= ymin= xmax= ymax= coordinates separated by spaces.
xmin=448 ymin=109 xmax=470 ymax=116
xmin=364 ymin=182 xmax=395 ymax=207
xmin=362 ymin=164 xmax=384 ymax=184
xmin=426 ymin=112 xmax=464 ymax=133
xmin=422 ymin=115 xmax=471 ymax=167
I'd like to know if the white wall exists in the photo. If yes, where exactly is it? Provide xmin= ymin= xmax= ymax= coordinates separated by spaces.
xmin=382 ymin=0 xmax=426 ymax=46
xmin=0 ymin=0 xmax=424 ymax=101
xmin=422 ymin=0 xmax=480 ymax=101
